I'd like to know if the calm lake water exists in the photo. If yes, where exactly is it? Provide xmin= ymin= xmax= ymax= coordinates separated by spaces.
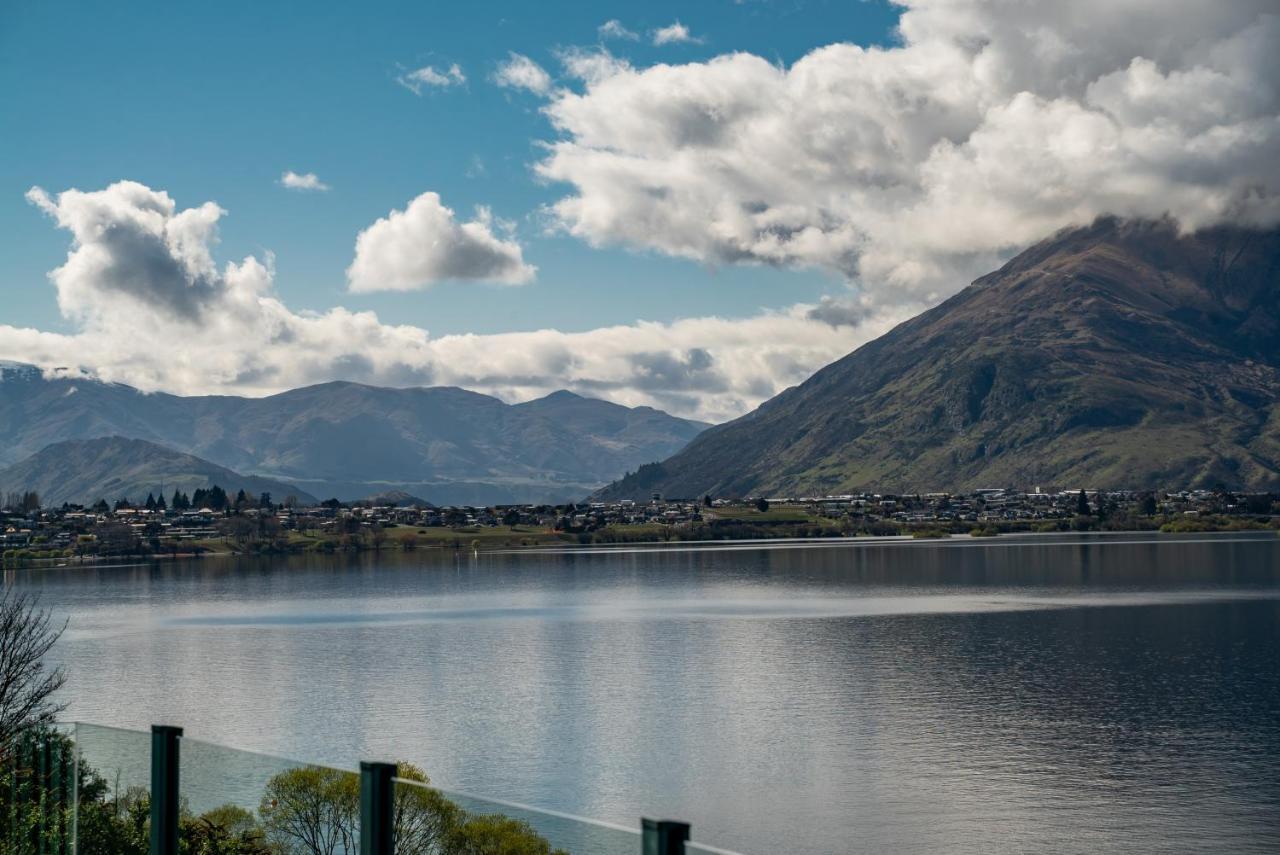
xmin=10 ymin=532 xmax=1280 ymax=854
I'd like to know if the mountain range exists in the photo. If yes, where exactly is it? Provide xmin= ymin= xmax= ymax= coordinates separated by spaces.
xmin=597 ymin=218 xmax=1280 ymax=499
xmin=0 ymin=437 xmax=318 ymax=507
xmin=0 ymin=367 xmax=707 ymax=504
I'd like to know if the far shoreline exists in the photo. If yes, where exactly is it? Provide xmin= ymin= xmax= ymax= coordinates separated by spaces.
xmin=8 ymin=526 xmax=1279 ymax=573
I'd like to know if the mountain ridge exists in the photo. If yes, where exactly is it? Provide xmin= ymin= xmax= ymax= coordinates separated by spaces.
xmin=0 ymin=373 xmax=708 ymax=504
xmin=595 ymin=218 xmax=1280 ymax=499
xmin=0 ymin=437 xmax=318 ymax=507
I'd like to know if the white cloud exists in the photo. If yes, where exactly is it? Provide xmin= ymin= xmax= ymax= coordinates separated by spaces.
xmin=536 ymin=1 xmax=1280 ymax=313
xmin=7 ymin=181 xmax=887 ymax=422
xmin=347 ymin=191 xmax=535 ymax=292
xmin=556 ymin=47 xmax=631 ymax=86
xmin=492 ymin=52 xmax=553 ymax=96
xmin=279 ymin=171 xmax=330 ymax=192
xmin=396 ymin=63 xmax=466 ymax=95
xmin=598 ymin=19 xmax=638 ymax=41
xmin=652 ymin=21 xmax=701 ymax=46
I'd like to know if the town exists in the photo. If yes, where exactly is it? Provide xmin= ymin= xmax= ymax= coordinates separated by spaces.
xmin=2 ymin=485 xmax=1276 ymax=563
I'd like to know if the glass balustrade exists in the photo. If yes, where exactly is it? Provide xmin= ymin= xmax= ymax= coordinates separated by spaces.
xmin=23 ymin=722 xmax=745 ymax=854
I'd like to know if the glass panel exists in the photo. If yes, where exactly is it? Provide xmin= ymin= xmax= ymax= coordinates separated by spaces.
xmin=71 ymin=723 xmax=154 ymax=854
xmin=179 ymin=737 xmax=361 ymax=854
xmin=394 ymin=774 xmax=641 ymax=855
xmin=0 ymin=726 xmax=76 ymax=855
xmin=686 ymin=841 xmax=747 ymax=855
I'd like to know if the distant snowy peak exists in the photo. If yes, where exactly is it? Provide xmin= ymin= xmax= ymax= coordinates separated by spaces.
xmin=0 ymin=361 xmax=43 ymax=382
xmin=0 ymin=362 xmax=92 ymax=384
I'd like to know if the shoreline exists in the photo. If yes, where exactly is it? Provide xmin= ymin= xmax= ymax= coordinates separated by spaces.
xmin=6 ymin=526 xmax=1278 ymax=571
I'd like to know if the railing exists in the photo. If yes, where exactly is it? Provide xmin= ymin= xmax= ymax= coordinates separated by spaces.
xmin=2 ymin=722 xmax=738 ymax=855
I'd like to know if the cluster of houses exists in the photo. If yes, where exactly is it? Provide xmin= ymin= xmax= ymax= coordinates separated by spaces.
xmin=1 ymin=486 xmax=1274 ymax=555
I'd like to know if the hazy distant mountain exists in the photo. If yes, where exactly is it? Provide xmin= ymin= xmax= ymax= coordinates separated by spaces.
xmin=597 ymin=218 xmax=1280 ymax=499
xmin=0 ymin=437 xmax=317 ymax=507
xmin=0 ymin=367 xmax=707 ymax=504
xmin=358 ymin=489 xmax=433 ymax=508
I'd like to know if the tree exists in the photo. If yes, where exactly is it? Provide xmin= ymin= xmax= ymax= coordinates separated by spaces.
xmin=0 ymin=590 xmax=66 ymax=752
xmin=703 ymin=494 xmax=713 ymax=508
xmin=502 ymin=509 xmax=521 ymax=527
xmin=260 ymin=766 xmax=359 ymax=855
xmin=393 ymin=763 xmax=462 ymax=853
xmin=145 ymin=493 xmax=157 ymax=511
xmin=1075 ymin=490 xmax=1091 ymax=516
xmin=755 ymin=497 xmax=770 ymax=513
xmin=446 ymin=814 xmax=568 ymax=855
xmin=209 ymin=486 xmax=230 ymax=511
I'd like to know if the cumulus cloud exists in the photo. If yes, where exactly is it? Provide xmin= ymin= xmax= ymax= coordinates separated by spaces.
xmin=396 ymin=63 xmax=465 ymax=94
xmin=25 ymin=182 xmax=235 ymax=322
xmin=492 ymin=53 xmax=553 ymax=96
xmin=347 ymin=191 xmax=535 ymax=292
xmin=652 ymin=21 xmax=701 ymax=46
xmin=279 ymin=171 xmax=329 ymax=192
xmin=4 ymin=181 xmax=892 ymax=421
xmin=598 ymin=19 xmax=638 ymax=41
xmin=556 ymin=47 xmax=631 ymax=86
xmin=537 ymin=0 xmax=1280 ymax=313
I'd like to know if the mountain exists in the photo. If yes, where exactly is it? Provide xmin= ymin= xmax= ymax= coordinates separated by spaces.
xmin=0 ymin=437 xmax=317 ymax=507
xmin=597 ymin=218 xmax=1280 ymax=499
xmin=0 ymin=368 xmax=707 ymax=504
xmin=359 ymin=490 xmax=433 ymax=508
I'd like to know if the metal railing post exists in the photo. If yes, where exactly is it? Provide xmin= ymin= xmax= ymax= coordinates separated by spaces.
xmin=360 ymin=761 xmax=396 ymax=855
xmin=149 ymin=725 xmax=182 ymax=855
xmin=642 ymin=818 xmax=690 ymax=855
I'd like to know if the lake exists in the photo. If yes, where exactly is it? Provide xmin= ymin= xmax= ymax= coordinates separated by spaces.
xmin=10 ymin=532 xmax=1280 ymax=853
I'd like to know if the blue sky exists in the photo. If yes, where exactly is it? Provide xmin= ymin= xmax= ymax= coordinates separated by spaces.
xmin=1 ymin=0 xmax=1270 ymax=421
xmin=1 ymin=0 xmax=899 ymax=337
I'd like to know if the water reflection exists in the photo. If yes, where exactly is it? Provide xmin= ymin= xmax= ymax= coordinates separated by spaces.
xmin=9 ymin=533 xmax=1280 ymax=854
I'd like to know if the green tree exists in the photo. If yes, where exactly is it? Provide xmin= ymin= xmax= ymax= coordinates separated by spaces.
xmin=260 ymin=766 xmax=359 ymax=855
xmin=1138 ymin=493 xmax=1158 ymax=515
xmin=392 ymin=762 xmax=462 ymax=853
xmin=755 ymin=497 xmax=770 ymax=513
xmin=208 ymin=486 xmax=230 ymax=511
xmin=446 ymin=814 xmax=568 ymax=855
xmin=1075 ymin=490 xmax=1091 ymax=516
xmin=182 ymin=803 xmax=269 ymax=854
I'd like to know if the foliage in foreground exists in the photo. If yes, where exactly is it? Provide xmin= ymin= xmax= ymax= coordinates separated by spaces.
xmin=1 ymin=736 xmax=566 ymax=855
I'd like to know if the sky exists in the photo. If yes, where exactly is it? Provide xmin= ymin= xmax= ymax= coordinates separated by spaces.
xmin=1 ymin=0 xmax=1276 ymax=422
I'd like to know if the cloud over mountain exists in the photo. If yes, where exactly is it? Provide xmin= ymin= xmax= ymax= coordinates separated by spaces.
xmin=4 ymin=180 xmax=879 ymax=422
xmin=537 ymin=0 xmax=1280 ymax=314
